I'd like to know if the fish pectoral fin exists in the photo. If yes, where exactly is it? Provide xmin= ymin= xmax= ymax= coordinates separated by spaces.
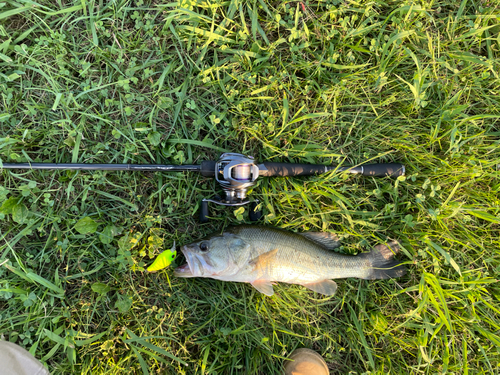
xmin=250 ymin=280 xmax=275 ymax=296
xmin=301 ymin=280 xmax=338 ymax=296
xmin=249 ymin=248 xmax=279 ymax=272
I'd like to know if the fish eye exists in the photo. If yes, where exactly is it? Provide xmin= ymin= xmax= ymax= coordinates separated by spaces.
xmin=199 ymin=242 xmax=209 ymax=252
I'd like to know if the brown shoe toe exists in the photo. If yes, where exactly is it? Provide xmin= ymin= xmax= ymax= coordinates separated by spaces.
xmin=284 ymin=348 xmax=329 ymax=375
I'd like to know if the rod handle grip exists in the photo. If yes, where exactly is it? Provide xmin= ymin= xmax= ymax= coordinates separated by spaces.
xmin=259 ymin=163 xmax=326 ymax=177
xmin=361 ymin=163 xmax=405 ymax=177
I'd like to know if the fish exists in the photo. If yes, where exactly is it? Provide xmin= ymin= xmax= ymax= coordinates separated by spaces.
xmin=174 ymin=225 xmax=406 ymax=296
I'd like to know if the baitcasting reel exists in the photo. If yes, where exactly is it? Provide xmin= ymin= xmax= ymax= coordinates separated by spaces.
xmin=198 ymin=153 xmax=262 ymax=222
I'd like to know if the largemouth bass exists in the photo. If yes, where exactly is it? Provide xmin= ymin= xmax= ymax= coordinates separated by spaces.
xmin=174 ymin=225 xmax=406 ymax=296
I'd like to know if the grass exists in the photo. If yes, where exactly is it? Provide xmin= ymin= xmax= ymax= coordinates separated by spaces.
xmin=1 ymin=0 xmax=499 ymax=373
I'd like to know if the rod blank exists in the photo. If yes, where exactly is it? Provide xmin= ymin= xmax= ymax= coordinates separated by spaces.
xmin=0 ymin=163 xmax=201 ymax=172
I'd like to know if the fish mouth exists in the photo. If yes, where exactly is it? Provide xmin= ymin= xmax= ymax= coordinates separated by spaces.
xmin=174 ymin=263 xmax=192 ymax=277
xmin=173 ymin=246 xmax=195 ymax=277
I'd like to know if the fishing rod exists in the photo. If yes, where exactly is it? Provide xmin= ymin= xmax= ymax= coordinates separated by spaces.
xmin=1 ymin=153 xmax=405 ymax=222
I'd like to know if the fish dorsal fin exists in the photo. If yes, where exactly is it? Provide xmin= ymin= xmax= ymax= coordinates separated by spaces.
xmin=299 ymin=232 xmax=340 ymax=250
xmin=301 ymin=280 xmax=338 ymax=295
xmin=249 ymin=249 xmax=279 ymax=272
xmin=251 ymin=280 xmax=274 ymax=296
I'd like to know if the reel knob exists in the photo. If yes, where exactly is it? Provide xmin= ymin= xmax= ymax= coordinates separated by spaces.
xmin=249 ymin=202 xmax=262 ymax=221
xmin=199 ymin=200 xmax=210 ymax=223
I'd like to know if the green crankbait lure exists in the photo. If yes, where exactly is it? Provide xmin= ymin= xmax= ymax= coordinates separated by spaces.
xmin=147 ymin=241 xmax=176 ymax=272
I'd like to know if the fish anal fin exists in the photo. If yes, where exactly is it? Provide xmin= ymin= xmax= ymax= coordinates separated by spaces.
xmin=302 ymin=280 xmax=338 ymax=295
xmin=299 ymin=232 xmax=340 ymax=250
xmin=251 ymin=280 xmax=274 ymax=296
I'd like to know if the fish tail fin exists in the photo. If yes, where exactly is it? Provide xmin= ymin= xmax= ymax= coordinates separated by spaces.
xmin=361 ymin=241 xmax=406 ymax=280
